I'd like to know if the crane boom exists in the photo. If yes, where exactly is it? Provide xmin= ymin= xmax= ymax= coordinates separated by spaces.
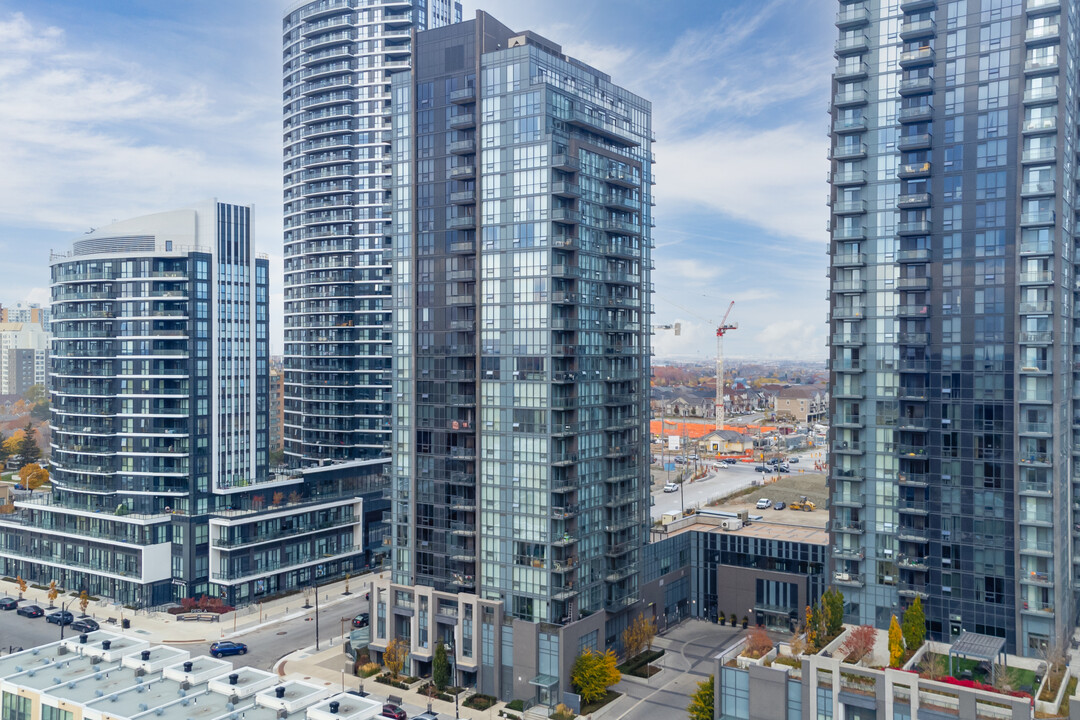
xmin=715 ymin=302 xmax=737 ymax=432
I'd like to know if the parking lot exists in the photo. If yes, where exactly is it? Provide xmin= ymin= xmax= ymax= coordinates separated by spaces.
xmin=649 ymin=449 xmax=823 ymax=520
xmin=0 ymin=601 xmax=77 ymax=654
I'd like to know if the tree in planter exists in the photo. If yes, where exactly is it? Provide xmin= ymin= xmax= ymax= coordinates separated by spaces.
xmin=16 ymin=575 xmax=26 ymax=599
xmin=570 ymin=648 xmax=620 ymax=705
xmin=622 ymin=612 xmax=655 ymax=661
xmin=821 ymin=587 xmax=845 ymax=637
xmin=901 ymin=597 xmax=925 ymax=653
xmin=888 ymin=615 xmax=904 ymax=668
xmin=729 ymin=611 xmax=738 ymax=627
xmin=717 ymin=611 xmax=726 ymax=626
xmin=433 ymin=642 xmax=450 ymax=691
xmin=79 ymin=590 xmax=90 ymax=615
xmin=838 ymin=624 xmax=876 ymax=664
xmin=743 ymin=626 xmax=773 ymax=659
xmin=383 ymin=637 xmax=408 ymax=680
xmin=687 ymin=674 xmax=714 ymax=720
xmin=741 ymin=615 xmax=749 ymax=629
xmin=47 ymin=581 xmax=59 ymax=608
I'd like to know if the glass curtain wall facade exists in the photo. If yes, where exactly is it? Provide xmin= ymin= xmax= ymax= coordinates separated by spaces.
xmin=282 ymin=0 xmax=461 ymax=467
xmin=0 ymin=202 xmax=269 ymax=607
xmin=828 ymin=0 xmax=1076 ymax=654
xmin=389 ymin=12 xmax=653 ymax=625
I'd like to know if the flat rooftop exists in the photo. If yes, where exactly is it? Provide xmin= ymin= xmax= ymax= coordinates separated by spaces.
xmin=659 ymin=513 xmax=828 ymax=545
xmin=0 ymin=642 xmax=70 ymax=678
xmin=60 ymin=668 xmax=162 ymax=704
xmin=133 ymin=687 xmax=257 ymax=720
xmin=86 ymin=678 xmax=206 ymax=720
xmin=10 ymin=656 xmax=122 ymax=691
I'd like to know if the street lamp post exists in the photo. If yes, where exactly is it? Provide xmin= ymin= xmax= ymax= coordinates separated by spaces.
xmin=447 ymin=642 xmax=459 ymax=719
xmin=58 ymin=600 xmax=70 ymax=641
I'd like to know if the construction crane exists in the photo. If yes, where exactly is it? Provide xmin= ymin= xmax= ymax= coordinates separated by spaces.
xmin=654 ymin=301 xmax=738 ymax=433
xmin=714 ymin=301 xmax=738 ymax=432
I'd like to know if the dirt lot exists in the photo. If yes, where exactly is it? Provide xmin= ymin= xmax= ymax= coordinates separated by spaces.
xmin=711 ymin=472 xmax=830 ymax=527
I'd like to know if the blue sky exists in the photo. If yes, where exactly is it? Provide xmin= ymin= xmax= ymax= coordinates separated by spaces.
xmin=0 ymin=0 xmax=835 ymax=360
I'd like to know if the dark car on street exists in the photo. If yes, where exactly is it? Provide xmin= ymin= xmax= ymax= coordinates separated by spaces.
xmin=209 ymin=641 xmax=247 ymax=658
xmin=0 ymin=597 xmax=17 ymax=611
xmin=70 ymin=618 xmax=99 ymax=633
xmin=46 ymin=610 xmax=74 ymax=625
xmin=351 ymin=612 xmax=369 ymax=628
xmin=16 ymin=605 xmax=43 ymax=618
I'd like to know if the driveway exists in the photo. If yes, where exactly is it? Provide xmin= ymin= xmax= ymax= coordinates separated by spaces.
xmin=595 ymin=620 xmax=744 ymax=720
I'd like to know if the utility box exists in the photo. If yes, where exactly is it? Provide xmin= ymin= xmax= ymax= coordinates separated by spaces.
xmin=661 ymin=512 xmax=680 ymax=526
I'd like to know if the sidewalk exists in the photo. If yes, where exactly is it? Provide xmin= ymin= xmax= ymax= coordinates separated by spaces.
xmin=0 ymin=570 xmax=387 ymax=645
xmin=276 ymin=642 xmax=503 ymax=720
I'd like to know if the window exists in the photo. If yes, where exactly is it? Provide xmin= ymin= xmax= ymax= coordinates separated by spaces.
xmin=1 ymin=693 xmax=31 ymax=720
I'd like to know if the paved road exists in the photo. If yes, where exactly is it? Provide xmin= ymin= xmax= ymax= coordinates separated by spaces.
xmin=0 ymin=591 xmax=372 ymax=673
xmin=649 ymin=449 xmax=820 ymax=520
xmin=221 ymin=591 xmax=371 ymax=671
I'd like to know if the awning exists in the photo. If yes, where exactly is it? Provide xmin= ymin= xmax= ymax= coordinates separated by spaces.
xmin=529 ymin=674 xmax=559 ymax=688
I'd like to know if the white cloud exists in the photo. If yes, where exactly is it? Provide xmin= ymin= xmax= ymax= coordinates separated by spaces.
xmin=657 ymin=123 xmax=829 ymax=243
xmin=24 ymin=287 xmax=49 ymax=305
xmin=0 ymin=11 xmax=280 ymax=235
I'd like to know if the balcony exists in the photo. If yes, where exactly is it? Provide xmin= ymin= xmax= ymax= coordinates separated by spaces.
xmin=449 ymin=189 xmax=476 ymax=205
xmin=833 ymin=89 xmax=868 ymax=108
xmin=1020 ymin=570 xmax=1054 ymax=587
xmin=552 ymin=181 xmax=581 ymax=198
xmin=899 ymin=46 xmax=935 ymax=68
xmin=833 ymin=253 xmax=865 ymax=267
xmin=551 ymin=154 xmax=580 ymax=172
xmin=897 ymin=133 xmax=931 ymax=151
xmin=1025 ymin=24 xmax=1060 ymax=43
xmin=833 ymin=546 xmax=864 ymax=560
xmin=898 ymin=76 xmax=934 ymax=96
xmin=832 ymin=143 xmax=868 ymax=160
xmin=832 ymin=170 xmax=867 ymax=186
xmin=896 ymin=304 xmax=929 ymax=317
xmin=897 ymin=105 xmax=932 ymax=123
xmin=1019 ymin=540 xmax=1054 ymax=556
xmin=449 ymin=87 xmax=476 ymax=104
xmin=832 ymin=116 xmax=867 ymax=134
xmin=836 ymin=7 xmax=869 ymax=28
xmin=898 ymin=555 xmax=928 ymax=571
xmin=832 ymin=279 xmax=865 ymax=292
xmin=449 ymin=138 xmax=476 ymax=155
xmin=832 ymin=333 xmax=865 ymax=346
xmin=832 ymin=440 xmax=864 ymax=455
xmin=898 ymin=473 xmax=928 ymax=487
xmin=1024 ymin=85 xmax=1058 ymax=103
xmin=1022 ymin=146 xmax=1056 ymax=163
xmin=899 ymin=18 xmax=935 ymax=40
xmin=835 ymin=62 xmax=869 ymax=81
xmin=833 ymin=572 xmax=864 ymax=588
xmin=897 ymin=583 xmax=929 ymax=599
xmin=1025 ymin=56 xmax=1059 ymax=75
xmin=897 ymin=162 xmax=931 ymax=178
xmin=897 ymin=192 xmax=931 ymax=208
xmin=449 ymin=164 xmax=475 ymax=179
xmin=833 ymin=200 xmax=866 ymax=215
xmin=1021 ymin=180 xmax=1055 ymax=196
xmin=831 ymin=520 xmax=864 ymax=534
xmin=832 ymin=226 xmax=866 ymax=241
xmin=897 ymin=332 xmax=929 ymax=344
xmin=1020 ymin=210 xmax=1055 ymax=226
xmin=1019 ymin=271 xmax=1053 ymax=285
xmin=552 ymin=208 xmax=582 ymax=225
xmin=448 ymin=112 xmax=475 ymax=130
xmin=446 ymin=215 xmax=476 ymax=230
xmin=900 ymin=0 xmax=936 ymax=10
xmin=834 ymin=36 xmax=869 ymax=55
xmin=897 ymin=220 xmax=931 ymax=236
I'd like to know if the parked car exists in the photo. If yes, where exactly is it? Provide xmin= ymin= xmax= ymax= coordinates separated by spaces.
xmin=16 ymin=605 xmax=43 ymax=618
xmin=754 ymin=466 xmax=770 ymax=472
xmin=209 ymin=641 xmax=247 ymax=658
xmin=0 ymin=597 xmax=17 ymax=611
xmin=46 ymin=610 xmax=74 ymax=625
xmin=663 ymin=482 xmax=679 ymax=493
xmin=755 ymin=498 xmax=771 ymax=509
xmin=381 ymin=705 xmax=407 ymax=720
xmin=773 ymin=501 xmax=786 ymax=510
xmin=351 ymin=612 xmax=369 ymax=628
xmin=70 ymin=618 xmax=99 ymax=633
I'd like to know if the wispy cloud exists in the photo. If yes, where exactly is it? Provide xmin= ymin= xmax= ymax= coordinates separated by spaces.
xmin=0 ymin=11 xmax=279 ymax=233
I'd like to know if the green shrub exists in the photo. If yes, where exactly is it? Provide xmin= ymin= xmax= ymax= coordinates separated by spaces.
xmin=506 ymin=700 xmax=525 ymax=712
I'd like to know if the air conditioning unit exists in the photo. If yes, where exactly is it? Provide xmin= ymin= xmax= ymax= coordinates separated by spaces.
xmin=720 ymin=518 xmax=743 ymax=531
xmin=836 ymin=572 xmax=851 ymax=582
